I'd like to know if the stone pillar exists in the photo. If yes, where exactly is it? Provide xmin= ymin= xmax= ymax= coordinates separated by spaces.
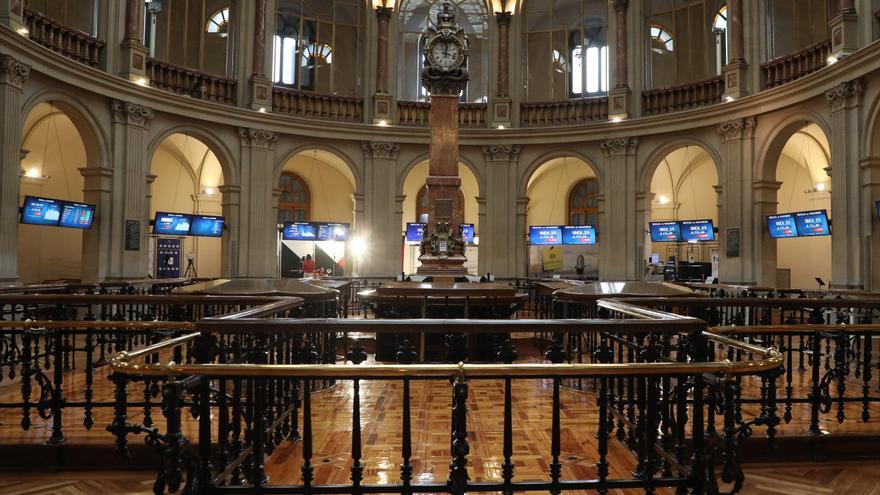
xmin=722 ymin=0 xmax=749 ymax=99
xmin=0 ymin=0 xmax=26 ymax=32
xmin=608 ymin=0 xmax=630 ymax=119
xmin=361 ymin=142 xmax=402 ymax=276
xmin=829 ymin=0 xmax=859 ymax=58
xmin=237 ymin=128 xmax=278 ymax=277
xmin=372 ymin=6 xmax=394 ymax=124
xmin=752 ymin=180 xmax=782 ymax=287
xmin=491 ymin=12 xmax=512 ymax=128
xmin=599 ymin=137 xmax=640 ymax=280
xmin=351 ymin=193 xmax=366 ymax=275
xmin=481 ymin=145 xmax=521 ymax=277
xmin=515 ymin=196 xmax=529 ymax=277
xmin=0 ymin=54 xmax=29 ymax=282
xmin=108 ymin=100 xmax=153 ymax=279
xmin=219 ymin=184 xmax=241 ymax=277
xmin=249 ymin=0 xmax=272 ymax=111
xmin=861 ymin=157 xmax=880 ymax=290
xmin=826 ymin=79 xmax=865 ymax=288
xmin=80 ymin=166 xmax=114 ymax=282
xmin=717 ymin=117 xmax=757 ymax=284
xmin=119 ymin=0 xmax=148 ymax=82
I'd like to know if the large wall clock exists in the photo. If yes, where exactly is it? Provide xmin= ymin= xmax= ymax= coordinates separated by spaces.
xmin=421 ymin=2 xmax=470 ymax=96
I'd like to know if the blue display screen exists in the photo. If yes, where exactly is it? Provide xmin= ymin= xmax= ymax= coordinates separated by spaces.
xmin=21 ymin=196 xmax=63 ymax=226
xmin=794 ymin=210 xmax=830 ymax=237
xmin=190 ymin=215 xmax=224 ymax=237
xmin=405 ymin=223 xmax=425 ymax=243
xmin=649 ymin=221 xmax=681 ymax=242
xmin=876 ymin=200 xmax=880 ymax=219
xmin=529 ymin=225 xmax=563 ymax=245
xmin=153 ymin=212 xmax=193 ymax=235
xmin=317 ymin=223 xmax=349 ymax=241
xmin=461 ymin=223 xmax=475 ymax=244
xmin=680 ymin=220 xmax=715 ymax=242
xmin=767 ymin=213 xmax=798 ymax=238
xmin=562 ymin=225 xmax=596 ymax=245
xmin=58 ymin=201 xmax=95 ymax=229
xmin=282 ymin=222 xmax=317 ymax=241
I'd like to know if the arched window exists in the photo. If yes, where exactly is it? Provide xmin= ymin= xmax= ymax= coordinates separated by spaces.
xmin=568 ymin=178 xmax=599 ymax=226
xmin=278 ymin=172 xmax=310 ymax=223
xmin=713 ymin=5 xmax=728 ymax=73
xmin=649 ymin=25 xmax=674 ymax=52
xmin=415 ymin=186 xmax=465 ymax=224
xmin=206 ymin=8 xmax=230 ymax=35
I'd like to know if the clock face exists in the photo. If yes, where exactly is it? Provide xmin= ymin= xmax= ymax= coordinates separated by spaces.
xmin=430 ymin=40 xmax=461 ymax=70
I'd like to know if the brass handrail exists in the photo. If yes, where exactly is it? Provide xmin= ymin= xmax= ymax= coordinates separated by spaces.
xmin=0 ymin=320 xmax=195 ymax=330
xmin=710 ymin=323 xmax=880 ymax=335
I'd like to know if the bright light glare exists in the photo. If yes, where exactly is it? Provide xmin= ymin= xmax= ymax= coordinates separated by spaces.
xmin=351 ymin=237 xmax=368 ymax=256
xmin=658 ymin=195 xmax=669 ymax=204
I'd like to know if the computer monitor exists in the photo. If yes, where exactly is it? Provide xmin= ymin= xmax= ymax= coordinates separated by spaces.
xmin=562 ymin=225 xmax=597 ymax=245
xmin=20 ymin=196 xmax=64 ymax=226
xmin=528 ymin=225 xmax=562 ymax=245
xmin=58 ymin=201 xmax=96 ymax=229
xmin=405 ymin=223 xmax=425 ymax=243
xmin=461 ymin=223 xmax=475 ymax=244
xmin=317 ymin=222 xmax=349 ymax=241
xmin=679 ymin=219 xmax=715 ymax=242
xmin=793 ymin=210 xmax=830 ymax=237
xmin=282 ymin=222 xmax=317 ymax=241
xmin=649 ymin=221 xmax=681 ymax=242
xmin=766 ymin=213 xmax=798 ymax=238
xmin=153 ymin=212 xmax=193 ymax=235
xmin=190 ymin=215 xmax=224 ymax=237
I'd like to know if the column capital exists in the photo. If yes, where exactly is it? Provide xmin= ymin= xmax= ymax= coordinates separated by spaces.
xmin=362 ymin=141 xmax=400 ymax=159
xmin=718 ymin=116 xmax=756 ymax=143
xmin=111 ymin=99 xmax=154 ymax=126
xmin=825 ymin=79 xmax=865 ymax=112
xmin=481 ymin=144 xmax=520 ymax=162
xmin=375 ymin=6 xmax=393 ymax=21
xmin=0 ymin=53 xmax=31 ymax=87
xmin=612 ymin=0 xmax=629 ymax=12
xmin=600 ymin=137 xmax=638 ymax=156
xmin=494 ymin=10 xmax=512 ymax=25
xmin=239 ymin=128 xmax=278 ymax=148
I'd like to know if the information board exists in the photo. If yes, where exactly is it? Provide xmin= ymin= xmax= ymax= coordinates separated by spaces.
xmin=282 ymin=222 xmax=317 ymax=240
xmin=317 ymin=223 xmax=350 ymax=241
xmin=794 ymin=210 xmax=830 ymax=237
xmin=20 ymin=196 xmax=63 ymax=226
xmin=58 ymin=201 xmax=95 ymax=229
xmin=153 ymin=212 xmax=192 ymax=235
xmin=649 ymin=221 xmax=681 ymax=242
xmin=155 ymin=237 xmax=181 ymax=279
xmin=680 ymin=219 xmax=715 ymax=242
xmin=529 ymin=225 xmax=563 ymax=245
xmin=461 ymin=223 xmax=475 ymax=244
xmin=767 ymin=213 xmax=798 ymax=238
xmin=405 ymin=223 xmax=425 ymax=243
xmin=190 ymin=215 xmax=224 ymax=237
xmin=562 ymin=225 xmax=597 ymax=245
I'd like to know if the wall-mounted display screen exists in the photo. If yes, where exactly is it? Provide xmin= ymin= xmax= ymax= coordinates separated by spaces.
xmin=794 ymin=210 xmax=830 ymax=237
xmin=317 ymin=223 xmax=349 ymax=241
xmin=153 ymin=212 xmax=193 ymax=235
xmin=649 ymin=221 xmax=681 ymax=242
xmin=876 ymin=200 xmax=880 ymax=219
xmin=282 ymin=222 xmax=317 ymax=241
xmin=58 ymin=201 xmax=96 ymax=229
xmin=405 ymin=223 xmax=425 ymax=243
xmin=562 ymin=225 xmax=596 ymax=245
xmin=529 ymin=225 xmax=562 ymax=245
xmin=461 ymin=223 xmax=475 ymax=244
xmin=767 ymin=213 xmax=798 ymax=239
xmin=190 ymin=215 xmax=224 ymax=237
xmin=20 ymin=196 xmax=63 ymax=226
xmin=680 ymin=219 xmax=715 ymax=242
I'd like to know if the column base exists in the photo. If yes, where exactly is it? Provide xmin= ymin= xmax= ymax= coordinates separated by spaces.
xmin=829 ymin=12 xmax=859 ymax=60
xmin=722 ymin=60 xmax=749 ymax=100
xmin=249 ymin=75 xmax=272 ymax=111
xmin=490 ymin=97 xmax=511 ymax=128
xmin=119 ymin=40 xmax=149 ymax=83
xmin=607 ymin=86 xmax=630 ymax=120
xmin=416 ymin=255 xmax=468 ymax=277
xmin=373 ymin=93 xmax=393 ymax=125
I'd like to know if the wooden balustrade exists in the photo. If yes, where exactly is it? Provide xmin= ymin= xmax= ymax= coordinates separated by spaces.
xmin=146 ymin=58 xmax=236 ymax=104
xmin=22 ymin=8 xmax=104 ymax=67
xmin=762 ymin=39 xmax=832 ymax=89
xmin=397 ymin=100 xmax=487 ymax=127
xmin=272 ymin=87 xmax=363 ymax=122
xmin=520 ymin=97 xmax=608 ymax=126
xmin=642 ymin=75 xmax=724 ymax=115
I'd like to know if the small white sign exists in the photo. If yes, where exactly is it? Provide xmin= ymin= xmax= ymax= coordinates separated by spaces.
xmin=438 ymin=240 xmax=448 ymax=253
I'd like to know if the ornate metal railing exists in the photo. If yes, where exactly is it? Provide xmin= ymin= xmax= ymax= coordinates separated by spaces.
xmin=520 ymin=97 xmax=608 ymax=126
xmin=396 ymin=100 xmax=487 ymax=127
xmin=22 ymin=8 xmax=104 ymax=68
xmin=642 ymin=76 xmax=724 ymax=115
xmin=762 ymin=39 xmax=832 ymax=89
xmin=272 ymin=87 xmax=363 ymax=122
xmin=146 ymin=58 xmax=236 ymax=104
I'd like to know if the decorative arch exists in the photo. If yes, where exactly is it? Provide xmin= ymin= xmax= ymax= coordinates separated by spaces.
xmin=755 ymin=110 xmax=832 ymax=182
xmin=860 ymin=90 xmax=880 ymax=158
xmin=21 ymin=89 xmax=108 ymax=170
xmin=147 ymin=125 xmax=238 ymax=186
xmin=519 ymin=149 xmax=603 ymax=198
xmin=273 ymin=143 xmax=361 ymax=192
xmin=638 ymin=137 xmax=723 ymax=194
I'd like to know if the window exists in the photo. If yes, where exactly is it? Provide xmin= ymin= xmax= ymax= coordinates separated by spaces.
xmin=650 ymin=25 xmax=674 ymax=52
xmin=416 ymin=186 xmax=465 ymax=224
xmin=206 ymin=8 xmax=229 ymax=35
xmin=569 ymin=28 xmax=608 ymax=97
xmin=278 ymin=172 xmax=310 ymax=223
xmin=568 ymin=178 xmax=599 ymax=226
xmin=713 ymin=5 xmax=728 ymax=72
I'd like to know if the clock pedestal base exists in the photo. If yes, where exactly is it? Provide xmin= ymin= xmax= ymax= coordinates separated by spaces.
xmin=416 ymin=254 xmax=468 ymax=277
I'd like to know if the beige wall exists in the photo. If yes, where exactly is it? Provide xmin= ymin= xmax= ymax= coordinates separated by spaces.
xmin=526 ymin=156 xmax=597 ymax=227
xmin=280 ymin=150 xmax=356 ymax=224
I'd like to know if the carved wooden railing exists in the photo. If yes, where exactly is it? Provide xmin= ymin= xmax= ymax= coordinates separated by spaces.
xmin=22 ymin=8 xmax=104 ymax=68
xmin=272 ymin=87 xmax=363 ymax=122
xmin=642 ymin=75 xmax=724 ymax=115
xmin=146 ymin=58 xmax=236 ymax=104
xmin=396 ymin=100 xmax=487 ymax=127
xmin=762 ymin=39 xmax=832 ymax=89
xmin=521 ymin=97 xmax=608 ymax=126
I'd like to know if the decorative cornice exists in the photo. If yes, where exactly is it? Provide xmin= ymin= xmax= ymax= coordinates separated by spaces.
xmin=825 ymin=79 xmax=865 ymax=112
xmin=239 ymin=127 xmax=277 ymax=147
xmin=718 ymin=116 xmax=757 ymax=143
xmin=0 ymin=53 xmax=31 ymax=87
xmin=481 ymin=144 xmax=520 ymax=162
xmin=600 ymin=137 xmax=638 ymax=156
xmin=362 ymin=141 xmax=400 ymax=159
xmin=111 ymin=99 xmax=154 ymax=126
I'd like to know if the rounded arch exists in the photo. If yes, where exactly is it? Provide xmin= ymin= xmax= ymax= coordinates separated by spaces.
xmin=639 ymin=137 xmax=723 ymax=194
xmin=274 ymin=143 xmax=361 ymax=193
xmin=397 ymin=153 xmax=485 ymax=196
xmin=755 ymin=110 xmax=832 ymax=182
xmin=861 ymin=90 xmax=880 ymax=158
xmin=519 ymin=149 xmax=603 ymax=197
xmin=21 ymin=88 xmax=108 ymax=170
xmin=147 ymin=125 xmax=238 ymax=187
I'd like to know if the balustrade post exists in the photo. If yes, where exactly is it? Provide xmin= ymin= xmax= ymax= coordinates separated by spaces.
xmin=722 ymin=0 xmax=749 ymax=99
xmin=491 ymin=11 xmax=512 ymax=128
xmin=249 ymin=0 xmax=272 ymax=111
xmin=448 ymin=376 xmax=470 ymax=494
xmin=829 ymin=0 xmax=859 ymax=59
xmin=0 ymin=0 xmax=26 ymax=32
xmin=373 ymin=5 xmax=394 ymax=124
xmin=608 ymin=1 xmax=630 ymax=120
xmin=119 ymin=0 xmax=148 ymax=82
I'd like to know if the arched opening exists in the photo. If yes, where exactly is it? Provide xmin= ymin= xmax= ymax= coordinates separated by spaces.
xmin=647 ymin=145 xmax=719 ymax=281
xmin=402 ymin=161 xmax=480 ymax=274
xmin=276 ymin=149 xmax=357 ymax=277
xmin=526 ymin=156 xmax=599 ymax=278
xmin=149 ymin=133 xmax=225 ymax=278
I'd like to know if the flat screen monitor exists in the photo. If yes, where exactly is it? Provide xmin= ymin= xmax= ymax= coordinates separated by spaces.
xmin=58 ymin=201 xmax=95 ymax=229
xmin=529 ymin=225 xmax=563 ymax=245
xmin=316 ymin=222 xmax=349 ymax=241
xmin=190 ymin=215 xmax=224 ymax=237
xmin=876 ymin=200 xmax=880 ymax=219
xmin=766 ymin=213 xmax=798 ymax=239
xmin=649 ymin=221 xmax=681 ymax=242
xmin=679 ymin=219 xmax=715 ymax=242
xmin=794 ymin=210 xmax=830 ymax=237
xmin=562 ymin=225 xmax=597 ymax=245
xmin=405 ymin=223 xmax=425 ymax=243
xmin=153 ymin=212 xmax=193 ymax=235
xmin=461 ymin=223 xmax=475 ymax=244
xmin=282 ymin=222 xmax=317 ymax=241
xmin=20 ymin=196 xmax=63 ymax=226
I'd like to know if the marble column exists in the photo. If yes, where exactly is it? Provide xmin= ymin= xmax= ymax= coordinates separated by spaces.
xmin=238 ymin=128 xmax=278 ymax=277
xmin=0 ymin=54 xmax=29 ymax=282
xmin=826 ymin=79 xmax=866 ymax=288
xmin=608 ymin=0 xmax=630 ymax=118
xmin=829 ymin=0 xmax=859 ymax=57
xmin=722 ymin=0 xmax=748 ymax=98
xmin=491 ymin=12 xmax=512 ymax=127
xmin=599 ymin=137 xmax=640 ymax=280
xmin=372 ymin=6 xmax=394 ymax=124
xmin=717 ymin=117 xmax=757 ymax=284
xmin=361 ymin=142 xmax=402 ymax=276
xmin=249 ymin=0 xmax=272 ymax=110
xmin=728 ymin=0 xmax=745 ymax=62
xmin=119 ymin=0 xmax=148 ymax=81
xmin=481 ymin=145 xmax=521 ymax=277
